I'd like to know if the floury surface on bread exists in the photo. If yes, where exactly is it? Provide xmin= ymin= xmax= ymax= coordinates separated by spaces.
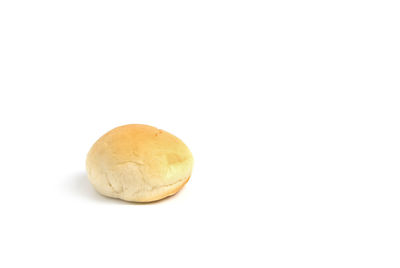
xmin=86 ymin=124 xmax=193 ymax=202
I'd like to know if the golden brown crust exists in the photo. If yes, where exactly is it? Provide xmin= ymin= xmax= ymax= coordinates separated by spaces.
xmin=86 ymin=124 xmax=193 ymax=202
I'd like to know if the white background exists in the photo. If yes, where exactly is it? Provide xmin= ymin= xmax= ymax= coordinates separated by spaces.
xmin=0 ymin=1 xmax=399 ymax=267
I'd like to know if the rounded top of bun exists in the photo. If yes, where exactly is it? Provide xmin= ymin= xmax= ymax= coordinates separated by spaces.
xmin=86 ymin=124 xmax=193 ymax=202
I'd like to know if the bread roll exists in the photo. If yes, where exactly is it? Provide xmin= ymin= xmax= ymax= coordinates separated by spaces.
xmin=86 ymin=124 xmax=193 ymax=202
